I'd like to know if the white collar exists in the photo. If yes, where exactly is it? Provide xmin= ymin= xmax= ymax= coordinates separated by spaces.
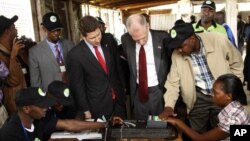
xmin=25 ymin=123 xmax=35 ymax=132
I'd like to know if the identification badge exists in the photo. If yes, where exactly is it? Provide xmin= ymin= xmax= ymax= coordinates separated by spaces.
xmin=22 ymin=68 xmax=27 ymax=74
xmin=60 ymin=65 xmax=66 ymax=72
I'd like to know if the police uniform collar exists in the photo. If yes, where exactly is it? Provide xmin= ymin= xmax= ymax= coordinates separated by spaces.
xmin=195 ymin=20 xmax=217 ymax=29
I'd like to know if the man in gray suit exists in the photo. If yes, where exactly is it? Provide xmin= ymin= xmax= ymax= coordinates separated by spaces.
xmin=29 ymin=12 xmax=74 ymax=91
xmin=121 ymin=14 xmax=172 ymax=120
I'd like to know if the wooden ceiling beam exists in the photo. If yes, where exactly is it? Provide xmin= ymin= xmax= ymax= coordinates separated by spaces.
xmin=148 ymin=9 xmax=172 ymax=15
xmin=100 ymin=0 xmax=154 ymax=9
xmin=99 ymin=0 xmax=125 ymax=7
xmin=115 ymin=0 xmax=177 ymax=10
xmin=72 ymin=0 xmax=87 ymax=3
xmin=72 ymin=0 xmax=178 ymax=11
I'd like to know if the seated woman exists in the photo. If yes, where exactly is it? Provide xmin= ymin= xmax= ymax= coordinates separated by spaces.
xmin=167 ymin=74 xmax=250 ymax=141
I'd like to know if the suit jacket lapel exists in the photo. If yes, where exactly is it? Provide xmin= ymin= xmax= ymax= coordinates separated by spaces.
xmin=41 ymin=40 xmax=58 ymax=66
xmin=151 ymin=30 xmax=161 ymax=75
xmin=128 ymin=40 xmax=137 ymax=78
xmin=61 ymin=40 xmax=67 ymax=62
xmin=81 ymin=41 xmax=107 ymax=74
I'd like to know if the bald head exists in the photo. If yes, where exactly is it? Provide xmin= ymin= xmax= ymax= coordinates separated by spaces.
xmin=126 ymin=14 xmax=149 ymax=45
xmin=126 ymin=14 xmax=148 ymax=32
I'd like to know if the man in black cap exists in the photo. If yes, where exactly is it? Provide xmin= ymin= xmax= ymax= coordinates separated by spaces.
xmin=0 ymin=87 xmax=105 ymax=141
xmin=96 ymin=17 xmax=107 ymax=34
xmin=29 ymin=12 xmax=74 ymax=92
xmin=47 ymin=80 xmax=76 ymax=119
xmin=0 ymin=15 xmax=27 ymax=115
xmin=193 ymin=0 xmax=226 ymax=35
xmin=159 ymin=23 xmax=243 ymax=133
xmin=96 ymin=16 xmax=118 ymax=49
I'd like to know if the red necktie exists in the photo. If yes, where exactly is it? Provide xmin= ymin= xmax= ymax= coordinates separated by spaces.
xmin=94 ymin=46 xmax=116 ymax=99
xmin=94 ymin=46 xmax=108 ymax=73
xmin=139 ymin=45 xmax=148 ymax=102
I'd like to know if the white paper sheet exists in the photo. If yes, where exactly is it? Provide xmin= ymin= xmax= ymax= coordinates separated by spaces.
xmin=51 ymin=130 xmax=102 ymax=140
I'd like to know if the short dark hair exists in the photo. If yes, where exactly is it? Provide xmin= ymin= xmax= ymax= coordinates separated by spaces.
xmin=215 ymin=74 xmax=247 ymax=105
xmin=174 ymin=19 xmax=185 ymax=25
xmin=79 ymin=15 xmax=99 ymax=37
xmin=190 ymin=15 xmax=196 ymax=21
xmin=237 ymin=15 xmax=242 ymax=19
xmin=216 ymin=11 xmax=225 ymax=17
xmin=141 ymin=13 xmax=150 ymax=23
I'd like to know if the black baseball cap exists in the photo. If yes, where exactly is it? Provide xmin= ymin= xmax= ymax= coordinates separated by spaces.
xmin=47 ymin=80 xmax=73 ymax=106
xmin=201 ymin=0 xmax=216 ymax=10
xmin=41 ymin=12 xmax=63 ymax=31
xmin=96 ymin=17 xmax=105 ymax=25
xmin=15 ymin=87 xmax=55 ymax=108
xmin=0 ymin=15 xmax=18 ymax=35
xmin=167 ymin=23 xmax=195 ymax=49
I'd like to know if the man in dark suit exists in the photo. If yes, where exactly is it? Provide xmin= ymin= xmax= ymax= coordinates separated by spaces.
xmin=96 ymin=16 xmax=129 ymax=97
xmin=67 ymin=15 xmax=126 ymax=120
xmin=121 ymin=14 xmax=172 ymax=120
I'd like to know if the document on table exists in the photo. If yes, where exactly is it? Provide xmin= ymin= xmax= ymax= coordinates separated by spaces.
xmin=51 ymin=130 xmax=102 ymax=140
